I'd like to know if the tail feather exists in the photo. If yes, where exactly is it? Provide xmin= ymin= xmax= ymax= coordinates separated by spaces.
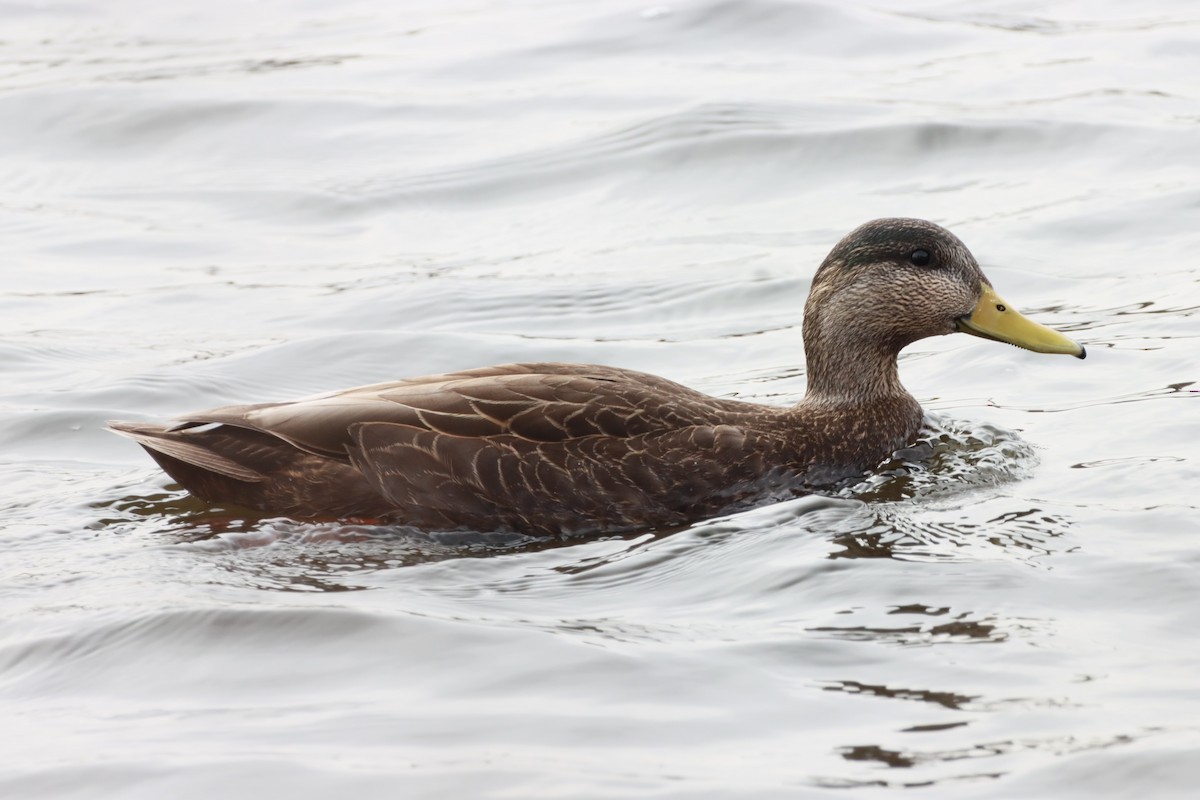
xmin=108 ymin=421 xmax=265 ymax=483
xmin=108 ymin=420 xmax=396 ymax=518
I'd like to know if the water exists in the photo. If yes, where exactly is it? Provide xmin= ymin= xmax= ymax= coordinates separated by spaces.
xmin=2 ymin=0 xmax=1199 ymax=796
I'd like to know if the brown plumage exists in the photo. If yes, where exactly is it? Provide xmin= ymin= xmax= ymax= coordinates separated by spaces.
xmin=110 ymin=218 xmax=1085 ymax=536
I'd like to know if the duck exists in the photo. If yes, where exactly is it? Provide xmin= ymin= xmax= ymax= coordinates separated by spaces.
xmin=110 ymin=218 xmax=1085 ymax=536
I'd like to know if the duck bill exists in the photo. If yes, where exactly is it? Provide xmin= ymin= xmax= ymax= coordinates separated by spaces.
xmin=956 ymin=284 xmax=1086 ymax=359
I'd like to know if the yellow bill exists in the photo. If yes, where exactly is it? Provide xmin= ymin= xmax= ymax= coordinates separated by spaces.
xmin=957 ymin=284 xmax=1086 ymax=359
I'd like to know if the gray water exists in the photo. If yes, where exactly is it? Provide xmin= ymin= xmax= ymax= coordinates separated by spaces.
xmin=3 ymin=0 xmax=1199 ymax=797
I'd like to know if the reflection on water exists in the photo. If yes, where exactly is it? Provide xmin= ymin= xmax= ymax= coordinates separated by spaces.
xmin=829 ymin=728 xmax=1150 ymax=788
xmin=811 ymin=609 xmax=1007 ymax=646
xmin=828 ymin=502 xmax=1072 ymax=565
xmin=825 ymin=679 xmax=978 ymax=710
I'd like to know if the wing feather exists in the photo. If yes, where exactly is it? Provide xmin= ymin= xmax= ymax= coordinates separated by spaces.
xmin=347 ymin=421 xmax=788 ymax=535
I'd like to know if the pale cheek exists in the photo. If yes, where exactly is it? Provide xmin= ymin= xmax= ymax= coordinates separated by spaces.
xmin=919 ymin=310 xmax=960 ymax=339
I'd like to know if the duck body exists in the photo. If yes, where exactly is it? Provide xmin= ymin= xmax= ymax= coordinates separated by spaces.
xmin=111 ymin=219 xmax=1084 ymax=536
xmin=110 ymin=362 xmax=921 ymax=535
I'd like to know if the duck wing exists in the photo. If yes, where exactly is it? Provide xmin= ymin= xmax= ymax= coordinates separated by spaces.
xmin=347 ymin=421 xmax=791 ymax=535
xmin=111 ymin=363 xmax=786 ymax=530
xmin=171 ymin=362 xmax=744 ymax=457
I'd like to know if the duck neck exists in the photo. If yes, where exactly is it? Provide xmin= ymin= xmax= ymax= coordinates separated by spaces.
xmin=800 ymin=338 xmax=910 ymax=408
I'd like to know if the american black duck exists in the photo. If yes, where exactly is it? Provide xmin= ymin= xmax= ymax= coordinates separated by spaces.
xmin=111 ymin=218 xmax=1085 ymax=536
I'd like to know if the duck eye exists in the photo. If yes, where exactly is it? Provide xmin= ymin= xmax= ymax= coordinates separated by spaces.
xmin=909 ymin=249 xmax=931 ymax=267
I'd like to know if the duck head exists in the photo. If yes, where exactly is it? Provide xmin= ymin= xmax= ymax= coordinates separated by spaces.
xmin=802 ymin=218 xmax=1084 ymax=400
xmin=805 ymin=218 xmax=1085 ymax=357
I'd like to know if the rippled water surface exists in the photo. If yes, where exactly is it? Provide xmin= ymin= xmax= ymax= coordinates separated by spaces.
xmin=3 ymin=0 xmax=1199 ymax=797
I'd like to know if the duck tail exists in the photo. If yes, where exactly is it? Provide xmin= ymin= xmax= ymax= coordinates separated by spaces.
xmin=107 ymin=420 xmax=266 ymax=483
